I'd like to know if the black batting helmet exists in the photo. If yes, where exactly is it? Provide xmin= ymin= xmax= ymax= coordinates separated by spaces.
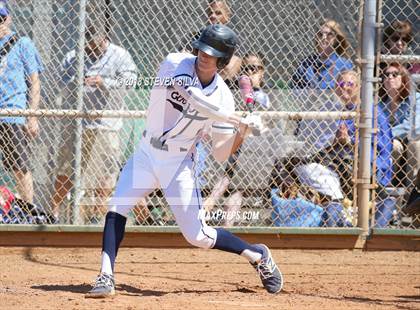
xmin=192 ymin=24 xmax=238 ymax=69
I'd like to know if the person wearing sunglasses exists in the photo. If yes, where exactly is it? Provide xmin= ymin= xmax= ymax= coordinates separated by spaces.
xmin=241 ymin=53 xmax=270 ymax=109
xmin=295 ymin=70 xmax=394 ymax=226
xmin=290 ymin=19 xmax=353 ymax=89
xmin=0 ymin=0 xmax=43 ymax=205
xmin=379 ymin=63 xmax=420 ymax=187
xmin=331 ymin=71 xmax=392 ymax=198
xmin=383 ymin=20 xmax=412 ymax=56
xmin=298 ymin=70 xmax=393 ymax=195
xmin=331 ymin=71 xmax=395 ymax=227
xmin=202 ymin=53 xmax=270 ymax=227
xmin=382 ymin=20 xmax=419 ymax=75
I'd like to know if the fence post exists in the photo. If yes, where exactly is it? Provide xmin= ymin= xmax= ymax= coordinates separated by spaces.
xmin=357 ymin=0 xmax=378 ymax=234
xmin=71 ymin=0 xmax=87 ymax=224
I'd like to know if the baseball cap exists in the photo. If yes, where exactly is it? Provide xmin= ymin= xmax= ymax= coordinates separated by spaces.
xmin=0 ymin=1 xmax=9 ymax=17
xmin=294 ymin=163 xmax=344 ymax=200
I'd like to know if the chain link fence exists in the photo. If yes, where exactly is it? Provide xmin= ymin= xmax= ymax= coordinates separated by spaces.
xmin=0 ymin=0 xmax=418 ymax=230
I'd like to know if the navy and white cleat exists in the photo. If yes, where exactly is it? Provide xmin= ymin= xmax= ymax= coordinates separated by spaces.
xmin=85 ymin=272 xmax=115 ymax=298
xmin=251 ymin=244 xmax=283 ymax=293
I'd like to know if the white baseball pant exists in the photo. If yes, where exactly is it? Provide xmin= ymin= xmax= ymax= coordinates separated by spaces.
xmin=108 ymin=140 xmax=217 ymax=249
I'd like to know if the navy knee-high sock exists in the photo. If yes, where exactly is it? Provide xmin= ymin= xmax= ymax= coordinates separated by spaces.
xmin=213 ymin=228 xmax=263 ymax=255
xmin=102 ymin=211 xmax=127 ymax=272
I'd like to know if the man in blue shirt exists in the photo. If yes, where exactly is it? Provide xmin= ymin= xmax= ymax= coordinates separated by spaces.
xmin=0 ymin=1 xmax=43 ymax=204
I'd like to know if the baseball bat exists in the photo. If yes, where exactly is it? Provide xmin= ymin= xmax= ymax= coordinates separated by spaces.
xmin=238 ymin=75 xmax=262 ymax=135
xmin=238 ymin=75 xmax=255 ymax=112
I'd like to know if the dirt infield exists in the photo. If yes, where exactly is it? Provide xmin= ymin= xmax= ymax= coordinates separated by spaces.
xmin=0 ymin=247 xmax=419 ymax=310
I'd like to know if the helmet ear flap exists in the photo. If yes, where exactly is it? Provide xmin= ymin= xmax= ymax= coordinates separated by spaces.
xmin=217 ymin=57 xmax=229 ymax=69
xmin=216 ymin=54 xmax=233 ymax=69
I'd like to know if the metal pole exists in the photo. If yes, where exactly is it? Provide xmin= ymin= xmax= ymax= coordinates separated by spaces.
xmin=357 ymin=0 xmax=377 ymax=234
xmin=71 ymin=0 xmax=87 ymax=224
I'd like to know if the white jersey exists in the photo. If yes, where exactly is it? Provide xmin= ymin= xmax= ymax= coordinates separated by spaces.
xmin=145 ymin=53 xmax=235 ymax=152
xmin=109 ymin=54 xmax=237 ymax=252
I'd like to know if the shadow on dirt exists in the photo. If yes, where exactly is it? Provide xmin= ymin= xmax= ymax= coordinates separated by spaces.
xmin=31 ymin=283 xmax=165 ymax=296
xmin=31 ymin=283 xmax=255 ymax=297
xmin=31 ymin=284 xmax=91 ymax=294
xmin=396 ymin=295 xmax=420 ymax=300
xmin=22 ymin=248 xmax=258 ymax=291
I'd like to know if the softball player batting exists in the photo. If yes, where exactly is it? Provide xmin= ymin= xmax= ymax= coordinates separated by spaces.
xmin=86 ymin=24 xmax=283 ymax=298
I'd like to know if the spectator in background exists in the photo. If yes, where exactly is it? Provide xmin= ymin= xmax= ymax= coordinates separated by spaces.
xmin=270 ymin=160 xmax=346 ymax=227
xmin=181 ymin=0 xmax=242 ymax=88
xmin=295 ymin=70 xmax=360 ymax=200
xmin=284 ymin=70 xmax=394 ymax=227
xmin=316 ymin=70 xmax=392 ymax=189
xmin=379 ymin=62 xmax=420 ymax=186
xmin=382 ymin=20 xmax=419 ymax=74
xmin=0 ymin=1 xmax=43 ymax=204
xmin=309 ymin=70 xmax=392 ymax=197
xmin=51 ymin=23 xmax=137 ymax=223
xmin=202 ymin=52 xmax=270 ymax=226
xmin=294 ymin=163 xmax=351 ymax=227
xmin=290 ymin=19 xmax=353 ymax=89
xmin=241 ymin=53 xmax=270 ymax=109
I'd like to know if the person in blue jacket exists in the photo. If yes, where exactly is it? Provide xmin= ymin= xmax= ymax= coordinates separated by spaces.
xmin=379 ymin=62 xmax=420 ymax=187
xmin=293 ymin=70 xmax=393 ymax=227
xmin=290 ymin=19 xmax=353 ymax=90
